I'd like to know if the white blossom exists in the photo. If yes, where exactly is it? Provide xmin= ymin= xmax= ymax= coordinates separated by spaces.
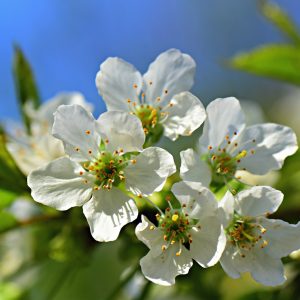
xmin=136 ymin=181 xmax=226 ymax=285
xmin=28 ymin=105 xmax=176 ymax=242
xmin=219 ymin=186 xmax=300 ymax=286
xmin=7 ymin=92 xmax=92 ymax=175
xmin=180 ymin=97 xmax=298 ymax=187
xmin=96 ymin=49 xmax=206 ymax=142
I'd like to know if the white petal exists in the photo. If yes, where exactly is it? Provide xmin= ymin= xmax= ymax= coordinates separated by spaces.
xmin=218 ymin=191 xmax=235 ymax=228
xmin=237 ymin=123 xmax=298 ymax=175
xmin=7 ymin=133 xmax=64 ymax=175
xmin=27 ymin=157 xmax=92 ymax=211
xmin=143 ymin=49 xmax=196 ymax=105
xmin=171 ymin=181 xmax=218 ymax=219
xmin=220 ymin=244 xmax=241 ymax=279
xmin=52 ymin=104 xmax=101 ymax=161
xmin=83 ymin=188 xmax=138 ymax=242
xmin=235 ymin=186 xmax=283 ymax=217
xmin=97 ymin=111 xmax=145 ymax=153
xmin=135 ymin=215 xmax=164 ymax=257
xmin=125 ymin=147 xmax=176 ymax=195
xmin=220 ymin=244 xmax=286 ymax=286
xmin=199 ymin=97 xmax=246 ymax=150
xmin=163 ymin=92 xmax=206 ymax=141
xmin=95 ymin=57 xmax=143 ymax=110
xmin=26 ymin=92 xmax=93 ymax=127
xmin=180 ymin=148 xmax=211 ymax=187
xmin=140 ymin=244 xmax=193 ymax=286
xmin=189 ymin=216 xmax=226 ymax=267
xmin=261 ymin=218 xmax=300 ymax=258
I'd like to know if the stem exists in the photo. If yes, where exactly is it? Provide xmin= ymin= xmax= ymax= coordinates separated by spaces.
xmin=1 ymin=214 xmax=62 ymax=234
xmin=141 ymin=195 xmax=164 ymax=215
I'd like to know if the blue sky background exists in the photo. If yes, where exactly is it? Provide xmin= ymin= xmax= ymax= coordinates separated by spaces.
xmin=1 ymin=0 xmax=299 ymax=121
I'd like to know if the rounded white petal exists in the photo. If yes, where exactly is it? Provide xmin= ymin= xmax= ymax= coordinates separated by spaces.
xmin=97 ymin=111 xmax=145 ymax=153
xmin=26 ymin=92 xmax=93 ymax=128
xmin=171 ymin=181 xmax=218 ymax=219
xmin=237 ymin=123 xmax=298 ymax=175
xmin=143 ymin=49 xmax=196 ymax=105
xmin=7 ymin=134 xmax=64 ymax=175
xmin=260 ymin=218 xmax=300 ymax=258
xmin=190 ymin=216 xmax=226 ymax=267
xmin=163 ymin=92 xmax=206 ymax=141
xmin=96 ymin=57 xmax=143 ymax=110
xmin=199 ymin=97 xmax=246 ymax=150
xmin=83 ymin=188 xmax=138 ymax=242
xmin=52 ymin=104 xmax=101 ymax=161
xmin=220 ymin=243 xmax=286 ymax=286
xmin=220 ymin=244 xmax=241 ymax=279
xmin=125 ymin=147 xmax=176 ymax=195
xmin=140 ymin=244 xmax=193 ymax=286
xmin=180 ymin=148 xmax=211 ymax=187
xmin=135 ymin=215 xmax=164 ymax=257
xmin=27 ymin=157 xmax=92 ymax=211
xmin=218 ymin=191 xmax=235 ymax=228
xmin=235 ymin=186 xmax=283 ymax=217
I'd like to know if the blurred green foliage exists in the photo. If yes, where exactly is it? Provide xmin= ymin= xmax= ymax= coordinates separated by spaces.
xmin=13 ymin=46 xmax=40 ymax=133
xmin=229 ymin=0 xmax=300 ymax=86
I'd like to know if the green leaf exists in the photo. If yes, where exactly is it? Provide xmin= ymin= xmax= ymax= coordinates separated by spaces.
xmin=259 ymin=0 xmax=300 ymax=45
xmin=0 ymin=189 xmax=17 ymax=209
xmin=229 ymin=44 xmax=300 ymax=85
xmin=0 ymin=211 xmax=18 ymax=233
xmin=13 ymin=45 xmax=40 ymax=133
xmin=0 ymin=133 xmax=28 ymax=194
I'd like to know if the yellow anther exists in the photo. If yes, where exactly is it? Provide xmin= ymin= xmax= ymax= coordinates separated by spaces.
xmin=162 ymin=245 xmax=166 ymax=251
xmin=105 ymin=139 xmax=109 ymax=144
xmin=131 ymin=159 xmax=137 ymax=164
xmin=171 ymin=240 xmax=176 ymax=245
xmin=85 ymin=130 xmax=91 ymax=135
xmin=176 ymin=249 xmax=182 ymax=256
xmin=133 ymin=84 xmax=138 ymax=89
xmin=208 ymin=145 xmax=213 ymax=150
xmin=251 ymin=149 xmax=255 ymax=155
xmin=138 ymin=194 xmax=142 ymax=198
xmin=127 ymin=99 xmax=131 ymax=103
xmin=236 ymin=150 xmax=247 ymax=160
xmin=88 ymin=150 xmax=92 ymax=154
xmin=261 ymin=240 xmax=268 ymax=248
xmin=75 ymin=147 xmax=80 ymax=152
xmin=156 ymin=97 xmax=161 ymax=102
xmin=150 ymin=225 xmax=155 ymax=230
xmin=172 ymin=214 xmax=179 ymax=222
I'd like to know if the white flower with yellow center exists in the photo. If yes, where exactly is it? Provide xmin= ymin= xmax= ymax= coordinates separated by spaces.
xmin=96 ymin=49 xmax=206 ymax=145
xmin=28 ymin=105 xmax=176 ymax=242
xmin=135 ymin=181 xmax=226 ymax=286
xmin=219 ymin=186 xmax=300 ymax=286
xmin=7 ymin=92 xmax=92 ymax=175
xmin=180 ymin=97 xmax=298 ymax=187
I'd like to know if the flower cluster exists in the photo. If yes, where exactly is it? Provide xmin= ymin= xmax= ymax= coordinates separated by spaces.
xmin=24 ymin=49 xmax=300 ymax=287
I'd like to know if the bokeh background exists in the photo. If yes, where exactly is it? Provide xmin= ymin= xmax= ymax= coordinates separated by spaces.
xmin=1 ymin=0 xmax=300 ymax=120
xmin=1 ymin=1 xmax=300 ymax=300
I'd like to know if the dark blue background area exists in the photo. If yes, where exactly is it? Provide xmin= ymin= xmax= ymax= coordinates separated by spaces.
xmin=1 ymin=0 xmax=299 ymax=120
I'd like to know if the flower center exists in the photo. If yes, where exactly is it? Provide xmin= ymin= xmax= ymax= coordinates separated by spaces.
xmin=134 ymin=104 xmax=160 ymax=135
xmin=158 ymin=209 xmax=192 ymax=245
xmin=207 ymin=148 xmax=247 ymax=184
xmin=82 ymin=150 xmax=128 ymax=190
xmin=225 ymin=214 xmax=268 ymax=255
